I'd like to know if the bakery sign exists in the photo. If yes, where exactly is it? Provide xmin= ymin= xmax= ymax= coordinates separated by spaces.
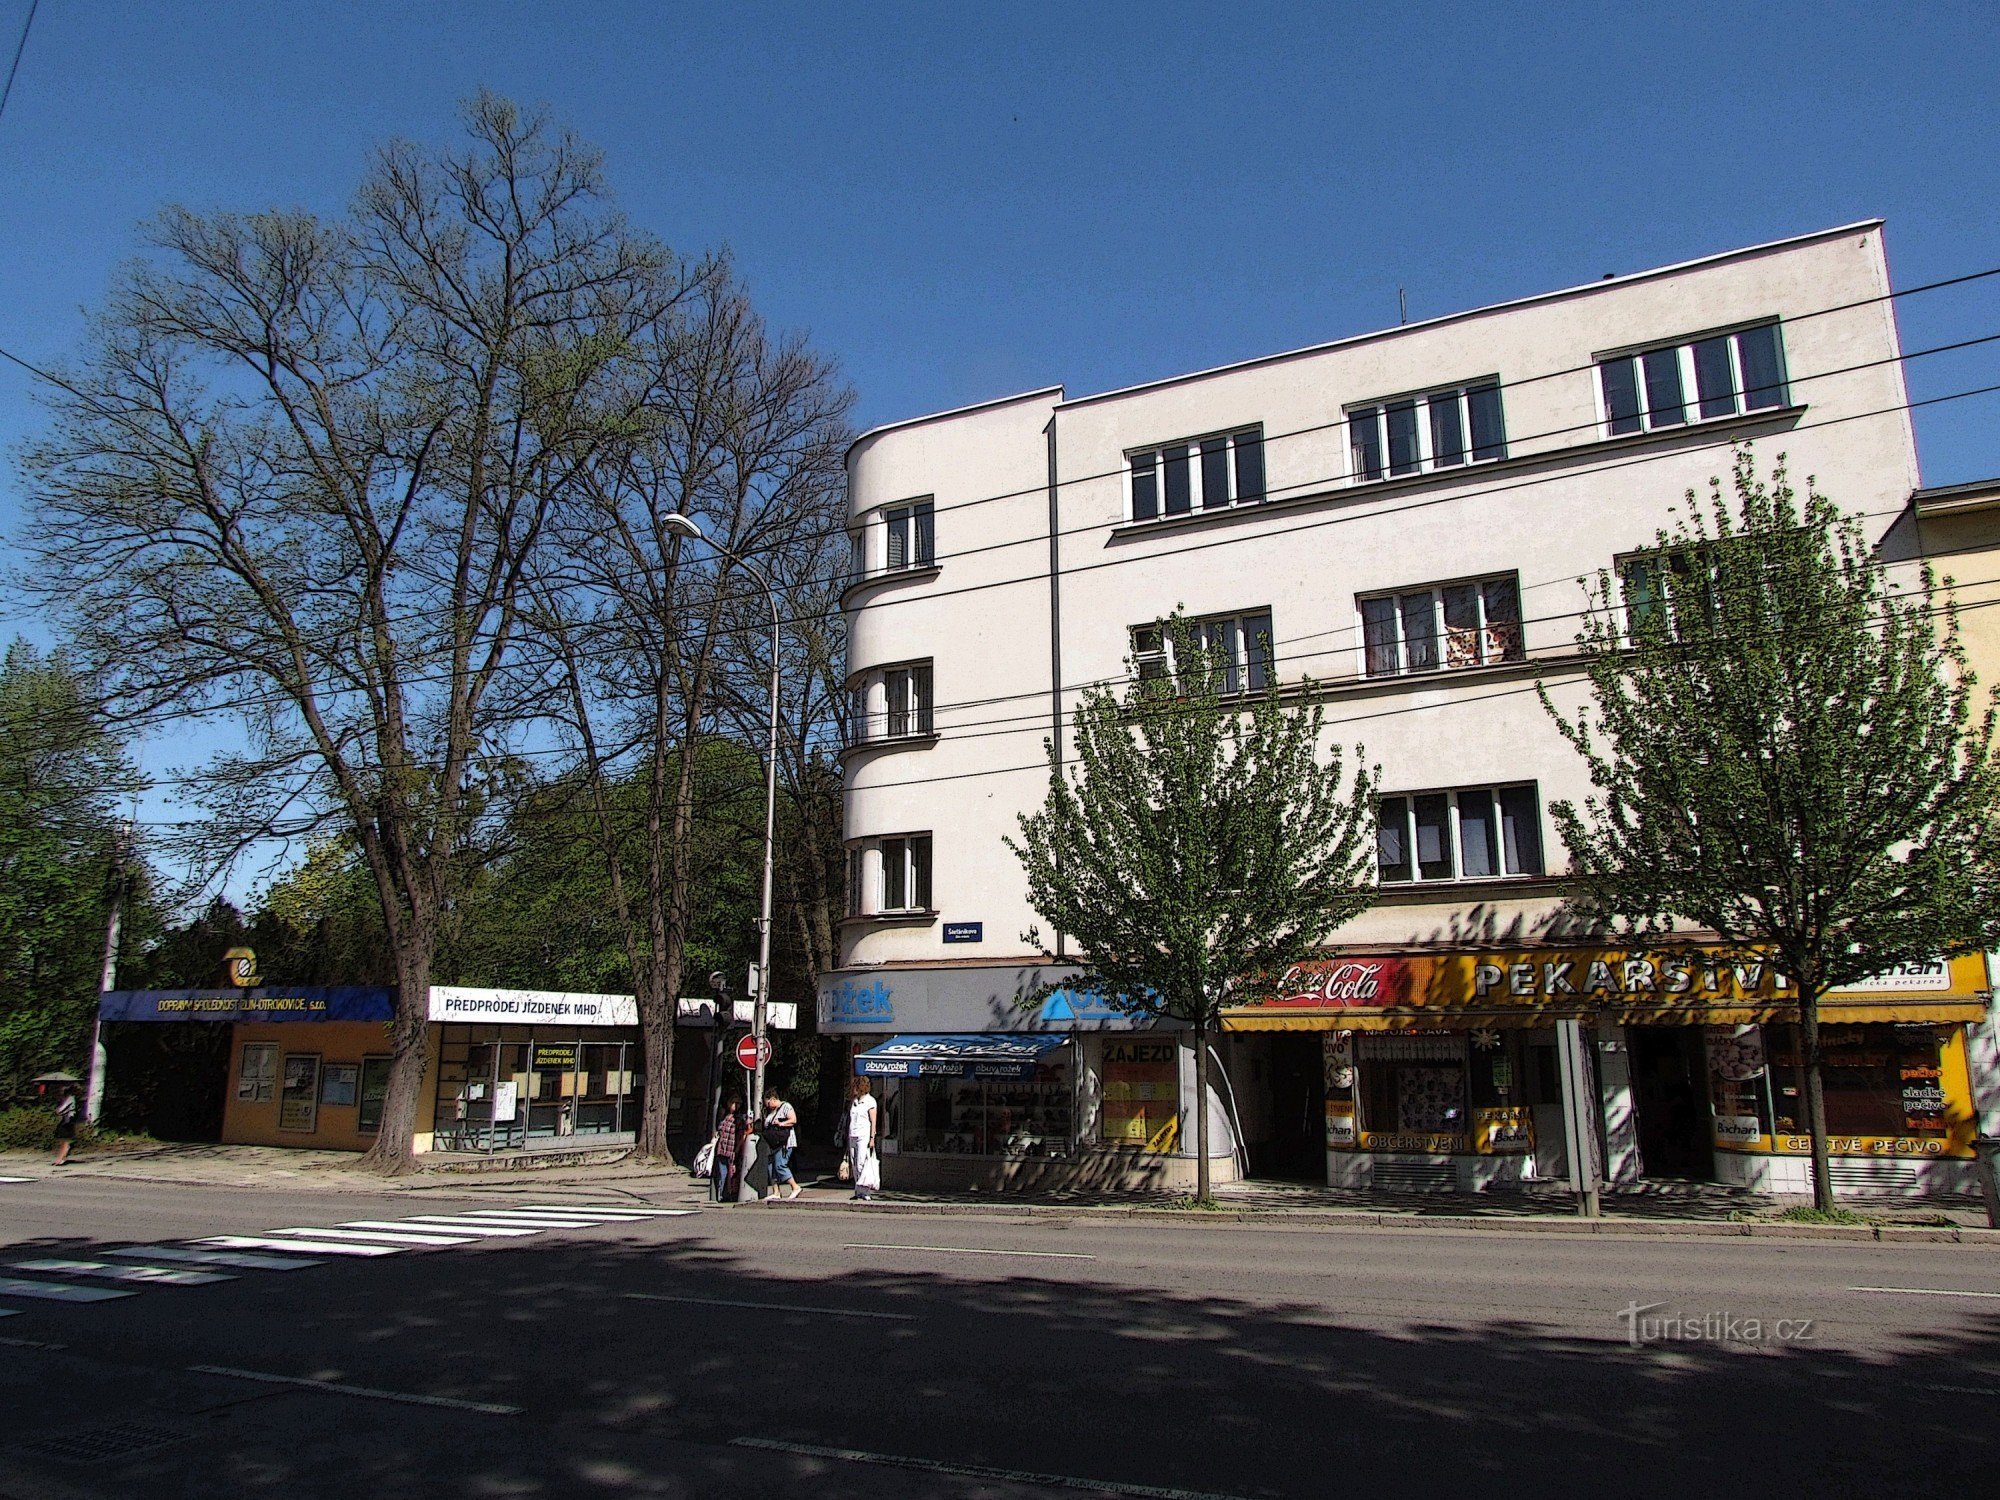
xmin=1227 ymin=948 xmax=1983 ymax=1025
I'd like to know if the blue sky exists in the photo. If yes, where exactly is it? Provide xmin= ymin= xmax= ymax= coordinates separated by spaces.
xmin=2 ymin=0 xmax=1997 ymax=889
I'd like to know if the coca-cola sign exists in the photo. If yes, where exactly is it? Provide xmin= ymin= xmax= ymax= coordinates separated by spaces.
xmin=1264 ymin=958 xmax=1428 ymax=1008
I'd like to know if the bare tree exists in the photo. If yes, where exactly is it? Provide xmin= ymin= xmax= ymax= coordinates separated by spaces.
xmin=16 ymin=95 xmax=683 ymax=1171
xmin=529 ymin=266 xmax=851 ymax=1162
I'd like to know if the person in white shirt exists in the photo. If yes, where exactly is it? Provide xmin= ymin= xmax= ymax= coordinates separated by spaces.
xmin=846 ymin=1076 xmax=880 ymax=1200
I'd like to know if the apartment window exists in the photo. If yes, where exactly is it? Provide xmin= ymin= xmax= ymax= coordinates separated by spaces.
xmin=847 ymin=530 xmax=864 ymax=580
xmin=884 ymin=662 xmax=934 ymax=738
xmin=1129 ymin=428 xmax=1266 ymax=521
xmin=1130 ymin=610 xmax=1275 ymax=694
xmin=1377 ymin=784 xmax=1544 ymax=884
xmin=1599 ymin=323 xmax=1788 ymax=436
xmin=1620 ymin=541 xmax=1771 ymax=640
xmin=847 ymin=848 xmax=863 ymax=915
xmin=1349 ymin=381 xmax=1506 ymax=482
xmin=1359 ymin=574 xmax=1523 ymax=677
xmin=879 ymin=834 xmax=934 ymax=912
xmin=884 ymin=500 xmax=935 ymax=570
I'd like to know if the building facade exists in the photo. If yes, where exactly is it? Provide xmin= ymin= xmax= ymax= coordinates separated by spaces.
xmin=826 ymin=220 xmax=1996 ymax=1196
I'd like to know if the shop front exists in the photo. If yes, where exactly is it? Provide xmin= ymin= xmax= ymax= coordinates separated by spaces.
xmin=425 ymin=987 xmax=642 ymax=1154
xmin=818 ymin=964 xmax=1232 ymax=1192
xmin=1224 ymin=949 xmax=1992 ymax=1197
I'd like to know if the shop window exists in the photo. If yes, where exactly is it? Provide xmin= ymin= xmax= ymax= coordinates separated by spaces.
xmin=319 ymin=1062 xmax=360 ymax=1109
xmin=1763 ymin=1023 xmax=1952 ymax=1140
xmin=1098 ymin=1038 xmax=1181 ymax=1152
xmin=357 ymin=1056 xmax=391 ymax=1134
xmin=236 ymin=1042 xmax=278 ymax=1103
xmin=1357 ymin=1033 xmax=1467 ymax=1149
xmin=1377 ymin=783 xmax=1544 ymax=883
xmin=897 ymin=1053 xmax=1075 ymax=1157
xmin=279 ymin=1054 xmax=322 ymax=1133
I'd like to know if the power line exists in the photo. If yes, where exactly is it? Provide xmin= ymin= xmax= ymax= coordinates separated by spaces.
xmin=0 ymin=0 xmax=37 ymax=125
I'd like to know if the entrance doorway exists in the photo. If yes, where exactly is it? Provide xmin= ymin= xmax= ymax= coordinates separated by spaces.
xmin=1227 ymin=1033 xmax=1325 ymax=1181
xmin=1628 ymin=1028 xmax=1713 ymax=1180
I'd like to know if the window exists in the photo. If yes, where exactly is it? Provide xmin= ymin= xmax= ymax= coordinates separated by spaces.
xmin=1129 ymin=610 xmax=1275 ymax=693
xmin=847 ymin=530 xmax=863 ymax=581
xmin=1349 ymin=381 xmax=1506 ymax=482
xmin=884 ymin=663 xmax=934 ymax=738
xmin=1599 ymin=323 xmax=1788 ymax=436
xmin=1619 ymin=541 xmax=1770 ymax=640
xmin=1360 ymin=574 xmax=1523 ymax=677
xmin=1129 ymin=428 xmax=1266 ymax=521
xmin=879 ymin=834 xmax=934 ymax=912
xmin=1377 ymin=783 xmax=1544 ymax=884
xmin=846 ymin=848 xmax=863 ymax=916
xmin=884 ymin=500 xmax=935 ymax=570
xmin=236 ymin=1042 xmax=279 ymax=1103
xmin=357 ymin=1056 xmax=391 ymax=1134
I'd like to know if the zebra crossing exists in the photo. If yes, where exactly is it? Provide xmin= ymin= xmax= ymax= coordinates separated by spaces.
xmin=0 ymin=1202 xmax=694 ymax=1313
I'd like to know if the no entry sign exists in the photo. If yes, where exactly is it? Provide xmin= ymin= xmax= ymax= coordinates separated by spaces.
xmin=736 ymin=1034 xmax=772 ymax=1070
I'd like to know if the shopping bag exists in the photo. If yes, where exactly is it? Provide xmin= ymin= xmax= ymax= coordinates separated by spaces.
xmin=857 ymin=1152 xmax=881 ymax=1192
xmin=692 ymin=1138 xmax=717 ymax=1178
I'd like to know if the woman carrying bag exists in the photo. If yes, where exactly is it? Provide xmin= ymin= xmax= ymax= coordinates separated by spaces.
xmin=845 ymin=1076 xmax=881 ymax=1201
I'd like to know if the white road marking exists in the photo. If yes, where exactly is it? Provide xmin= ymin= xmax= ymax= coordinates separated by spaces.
xmin=441 ymin=1211 xmax=602 ymax=1226
xmin=1848 ymin=1286 xmax=2000 ymax=1299
xmin=392 ymin=1217 xmax=542 ymax=1236
xmin=0 ymin=1176 xmax=32 ymax=1183
xmin=0 ymin=1275 xmax=132 ymax=1302
xmin=189 ymin=1364 xmax=521 ymax=1415
xmin=11 ymin=1258 xmax=232 ymax=1286
xmin=506 ymin=1204 xmax=694 ymax=1217
xmin=0 ymin=1308 xmax=14 ymax=1317
xmin=109 ymin=1245 xmax=321 ymax=1271
xmin=731 ymin=1437 xmax=1253 ymax=1500
xmin=196 ymin=1236 xmax=401 ymax=1258
xmin=267 ymin=1227 xmax=477 ymax=1247
xmin=623 ymin=1291 xmax=916 ymax=1321
xmin=842 ymin=1242 xmax=1097 ymax=1261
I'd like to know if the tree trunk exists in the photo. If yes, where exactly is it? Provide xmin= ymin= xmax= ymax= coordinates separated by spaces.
xmin=634 ymin=984 xmax=676 ymax=1163
xmin=1799 ymin=988 xmax=1835 ymax=1212
xmin=1193 ymin=1016 xmax=1212 ymax=1202
xmin=359 ymin=940 xmax=432 ymax=1175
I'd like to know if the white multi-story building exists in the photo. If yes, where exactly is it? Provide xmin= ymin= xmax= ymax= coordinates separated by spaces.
xmin=823 ymin=221 xmax=1995 ymax=1198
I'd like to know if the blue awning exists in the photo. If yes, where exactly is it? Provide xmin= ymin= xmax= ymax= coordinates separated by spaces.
xmin=853 ymin=1033 xmax=1069 ymax=1080
xmin=97 ymin=987 xmax=395 ymax=1023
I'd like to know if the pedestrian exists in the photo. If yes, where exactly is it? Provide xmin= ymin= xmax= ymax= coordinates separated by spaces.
xmin=712 ymin=1095 xmax=743 ymax=1204
xmin=846 ymin=1076 xmax=881 ymax=1201
xmin=52 ymin=1085 xmax=80 ymax=1167
xmin=760 ymin=1088 xmax=801 ymax=1202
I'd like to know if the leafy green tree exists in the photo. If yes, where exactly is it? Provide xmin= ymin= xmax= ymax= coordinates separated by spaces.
xmin=1542 ymin=450 xmax=2000 ymax=1210
xmin=1009 ymin=618 xmax=1380 ymax=1200
xmin=0 ymin=641 xmax=145 ymax=1099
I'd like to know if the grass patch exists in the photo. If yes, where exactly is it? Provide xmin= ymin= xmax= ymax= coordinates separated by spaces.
xmin=1773 ymin=1204 xmax=1872 ymax=1226
xmin=1160 ymin=1194 xmax=1230 ymax=1212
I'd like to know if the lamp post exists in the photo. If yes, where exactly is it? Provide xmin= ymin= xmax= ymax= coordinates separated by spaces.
xmin=663 ymin=512 xmax=779 ymax=1202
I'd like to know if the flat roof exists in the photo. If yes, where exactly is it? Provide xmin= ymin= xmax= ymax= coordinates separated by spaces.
xmin=845 ymin=384 xmax=1065 ymax=465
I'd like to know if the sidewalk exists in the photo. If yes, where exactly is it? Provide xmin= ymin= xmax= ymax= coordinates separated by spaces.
xmin=9 ymin=1143 xmax=1997 ymax=1243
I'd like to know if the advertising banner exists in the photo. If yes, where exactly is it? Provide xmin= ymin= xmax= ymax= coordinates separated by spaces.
xmin=428 ymin=986 xmax=638 ymax=1027
xmin=98 ymin=987 xmax=394 ymax=1023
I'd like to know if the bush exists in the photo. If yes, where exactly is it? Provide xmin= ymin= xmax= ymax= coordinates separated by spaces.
xmin=0 ymin=1107 xmax=56 ymax=1151
xmin=1774 ymin=1204 xmax=1872 ymax=1226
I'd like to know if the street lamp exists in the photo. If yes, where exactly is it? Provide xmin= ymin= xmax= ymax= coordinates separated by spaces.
xmin=663 ymin=511 xmax=779 ymax=1202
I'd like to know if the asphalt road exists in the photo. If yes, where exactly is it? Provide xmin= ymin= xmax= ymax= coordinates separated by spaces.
xmin=2 ymin=1175 xmax=1998 ymax=1498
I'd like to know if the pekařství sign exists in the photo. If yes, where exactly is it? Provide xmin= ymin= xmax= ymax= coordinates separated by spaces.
xmin=1225 ymin=949 xmax=1988 ymax=1029
xmin=97 ymin=987 xmax=395 ymax=1023
xmin=428 ymin=987 xmax=639 ymax=1027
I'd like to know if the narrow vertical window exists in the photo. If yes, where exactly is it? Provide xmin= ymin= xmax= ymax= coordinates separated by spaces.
xmin=1441 ymin=584 xmax=1481 ymax=668
xmin=1482 ymin=576 xmax=1523 ymax=662
xmin=1498 ymin=785 xmax=1543 ymax=874
xmin=1233 ymin=429 xmax=1265 ymax=502
xmin=1377 ymin=797 xmax=1413 ymax=883
xmin=1361 ymin=596 xmax=1400 ymax=677
xmin=1601 ymin=357 xmax=1642 ymax=435
xmin=1200 ymin=436 xmax=1231 ymax=509
xmin=1693 ymin=335 xmax=1737 ymax=419
xmin=910 ymin=836 xmax=933 ymax=909
xmin=847 ymin=531 xmax=863 ymax=579
xmin=1350 ymin=407 xmax=1384 ymax=480
xmin=881 ymin=837 xmax=907 ymax=910
xmin=1622 ymin=557 xmax=1663 ymax=633
xmin=847 ymin=848 xmax=863 ymax=915
xmin=885 ymin=508 xmax=908 ymax=570
xmin=887 ymin=670 xmax=912 ymax=738
xmin=1242 ymin=610 xmax=1274 ymax=690
xmin=913 ymin=662 xmax=933 ymax=735
xmin=1205 ymin=617 xmax=1242 ymax=693
xmin=913 ymin=501 xmax=935 ymax=565
xmin=1133 ymin=625 xmax=1167 ymax=682
xmin=1466 ymin=383 xmax=1507 ymax=461
xmin=1736 ymin=324 xmax=1786 ymax=409
xmin=1641 ymin=347 xmax=1686 ymax=427
xmin=1457 ymin=789 xmax=1499 ymax=878
xmin=1386 ymin=400 xmax=1421 ymax=476
xmin=1131 ymin=451 xmax=1159 ymax=522
xmin=1163 ymin=444 xmax=1192 ymax=515
xmin=1399 ymin=591 xmax=1439 ymax=672
xmin=1428 ymin=392 xmax=1466 ymax=468
xmin=1413 ymin=794 xmax=1452 ymax=880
